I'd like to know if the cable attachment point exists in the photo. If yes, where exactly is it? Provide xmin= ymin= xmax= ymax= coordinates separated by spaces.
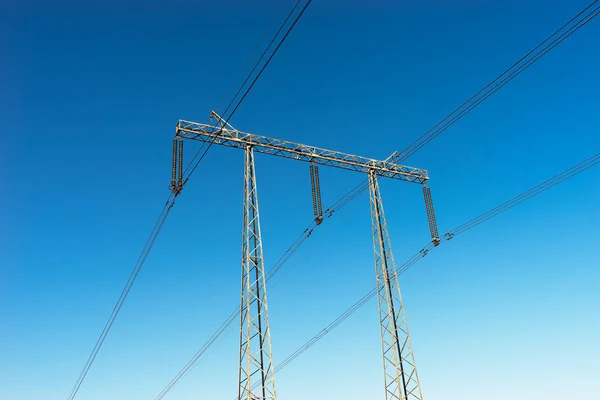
xmin=422 ymin=184 xmax=440 ymax=246
xmin=310 ymin=163 xmax=324 ymax=225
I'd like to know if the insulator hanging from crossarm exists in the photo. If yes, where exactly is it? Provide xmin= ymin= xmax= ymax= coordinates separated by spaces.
xmin=310 ymin=164 xmax=317 ymax=214
xmin=178 ymin=139 xmax=183 ymax=188
xmin=422 ymin=184 xmax=440 ymax=246
xmin=309 ymin=163 xmax=323 ymax=224
xmin=314 ymin=164 xmax=323 ymax=218
xmin=170 ymin=137 xmax=184 ymax=195
xmin=171 ymin=139 xmax=178 ymax=191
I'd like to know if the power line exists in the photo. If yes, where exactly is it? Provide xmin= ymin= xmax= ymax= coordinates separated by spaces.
xmin=182 ymin=0 xmax=313 ymax=187
xmin=266 ymin=151 xmax=600 ymax=380
xmin=395 ymin=1 xmax=599 ymax=162
xmin=150 ymin=4 xmax=599 ymax=393
xmin=67 ymin=195 xmax=176 ymax=400
xmin=221 ymin=0 xmax=304 ymax=122
xmin=153 ymin=222 xmax=319 ymax=399
xmin=321 ymin=0 xmax=600 ymax=216
xmin=446 ymin=152 xmax=600 ymax=237
xmin=181 ymin=0 xmax=294 ymax=179
xmin=66 ymin=2 xmax=313 ymax=398
xmin=217 ymin=1 xmax=291 ymax=117
xmin=153 ymin=307 xmax=239 ymax=400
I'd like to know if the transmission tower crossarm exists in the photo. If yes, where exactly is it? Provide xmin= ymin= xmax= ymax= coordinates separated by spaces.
xmin=175 ymin=112 xmax=428 ymax=184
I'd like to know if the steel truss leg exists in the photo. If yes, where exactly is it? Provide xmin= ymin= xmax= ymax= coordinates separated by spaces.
xmin=238 ymin=145 xmax=277 ymax=400
xmin=368 ymin=170 xmax=423 ymax=400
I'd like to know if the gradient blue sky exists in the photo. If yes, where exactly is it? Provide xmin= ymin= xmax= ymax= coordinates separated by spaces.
xmin=2 ymin=1 xmax=599 ymax=399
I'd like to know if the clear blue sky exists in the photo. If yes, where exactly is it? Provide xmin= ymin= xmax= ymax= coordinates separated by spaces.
xmin=2 ymin=1 xmax=599 ymax=399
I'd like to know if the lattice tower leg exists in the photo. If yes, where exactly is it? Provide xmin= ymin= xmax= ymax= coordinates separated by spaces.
xmin=368 ymin=171 xmax=423 ymax=400
xmin=238 ymin=145 xmax=277 ymax=400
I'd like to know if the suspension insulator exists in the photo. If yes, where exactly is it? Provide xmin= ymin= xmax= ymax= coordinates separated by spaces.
xmin=310 ymin=164 xmax=324 ymax=224
xmin=310 ymin=165 xmax=317 ymax=215
xmin=423 ymin=185 xmax=440 ymax=245
xmin=314 ymin=165 xmax=323 ymax=218
xmin=171 ymin=139 xmax=178 ymax=192
xmin=177 ymin=139 xmax=184 ymax=189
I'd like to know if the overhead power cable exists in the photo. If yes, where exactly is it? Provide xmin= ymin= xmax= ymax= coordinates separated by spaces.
xmin=153 ymin=222 xmax=319 ymax=400
xmin=181 ymin=0 xmax=313 ymax=187
xmin=150 ymin=2 xmax=596 ymax=396
xmin=263 ymin=151 xmax=600 ymax=382
xmin=67 ymin=195 xmax=176 ymax=400
xmin=395 ymin=0 xmax=599 ymax=163
xmin=324 ymin=0 xmax=600 ymax=214
xmin=446 ymin=152 xmax=600 ymax=237
xmin=67 ymin=2 xmax=312 ymax=399
xmin=220 ymin=0 xmax=305 ymax=124
xmin=217 ymin=1 xmax=290 ymax=120
xmin=181 ymin=0 xmax=292 ymax=179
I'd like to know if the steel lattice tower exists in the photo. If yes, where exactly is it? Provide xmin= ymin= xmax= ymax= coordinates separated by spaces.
xmin=369 ymin=170 xmax=423 ymax=400
xmin=172 ymin=112 xmax=439 ymax=399
xmin=238 ymin=145 xmax=277 ymax=400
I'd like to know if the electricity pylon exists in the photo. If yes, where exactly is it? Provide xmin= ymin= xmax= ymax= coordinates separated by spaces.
xmin=171 ymin=112 xmax=439 ymax=399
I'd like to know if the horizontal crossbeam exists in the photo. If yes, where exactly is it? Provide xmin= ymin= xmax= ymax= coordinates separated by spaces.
xmin=175 ymin=112 xmax=428 ymax=184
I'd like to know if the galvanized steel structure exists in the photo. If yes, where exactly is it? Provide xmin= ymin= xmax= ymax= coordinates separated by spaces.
xmin=171 ymin=112 xmax=439 ymax=400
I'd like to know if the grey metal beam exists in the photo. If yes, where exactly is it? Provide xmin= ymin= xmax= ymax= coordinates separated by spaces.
xmin=175 ymin=112 xmax=428 ymax=184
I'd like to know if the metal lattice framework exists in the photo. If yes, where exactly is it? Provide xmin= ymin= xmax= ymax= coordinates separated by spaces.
xmin=172 ymin=112 xmax=437 ymax=400
xmin=238 ymin=145 xmax=277 ymax=400
xmin=175 ymin=112 xmax=428 ymax=185
xmin=369 ymin=170 xmax=423 ymax=400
